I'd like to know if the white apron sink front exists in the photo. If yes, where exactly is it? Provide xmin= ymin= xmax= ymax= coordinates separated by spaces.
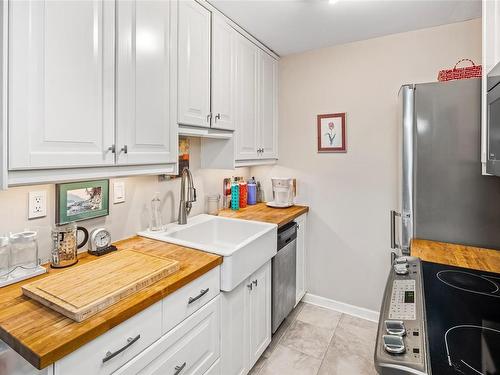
xmin=139 ymin=215 xmax=277 ymax=291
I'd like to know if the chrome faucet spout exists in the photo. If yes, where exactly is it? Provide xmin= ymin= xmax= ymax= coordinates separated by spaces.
xmin=178 ymin=167 xmax=196 ymax=225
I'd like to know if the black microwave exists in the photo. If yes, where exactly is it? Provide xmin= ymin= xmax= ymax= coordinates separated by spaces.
xmin=487 ymin=61 xmax=500 ymax=176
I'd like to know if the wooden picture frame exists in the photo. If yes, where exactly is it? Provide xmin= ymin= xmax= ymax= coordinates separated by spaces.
xmin=317 ymin=113 xmax=346 ymax=153
xmin=56 ymin=180 xmax=109 ymax=224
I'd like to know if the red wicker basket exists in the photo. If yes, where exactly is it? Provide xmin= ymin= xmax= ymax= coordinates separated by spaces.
xmin=437 ymin=59 xmax=482 ymax=82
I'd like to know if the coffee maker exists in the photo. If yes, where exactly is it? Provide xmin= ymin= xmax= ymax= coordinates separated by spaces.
xmin=267 ymin=178 xmax=295 ymax=208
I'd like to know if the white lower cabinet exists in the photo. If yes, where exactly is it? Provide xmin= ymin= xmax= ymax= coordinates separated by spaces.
xmin=295 ymin=213 xmax=307 ymax=305
xmin=221 ymin=261 xmax=271 ymax=375
xmin=114 ymin=296 xmax=220 ymax=375
xmin=53 ymin=267 xmax=221 ymax=375
xmin=54 ymin=301 xmax=163 ymax=375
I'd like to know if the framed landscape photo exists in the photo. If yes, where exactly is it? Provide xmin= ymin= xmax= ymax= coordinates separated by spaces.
xmin=56 ymin=180 xmax=109 ymax=224
xmin=317 ymin=113 xmax=346 ymax=153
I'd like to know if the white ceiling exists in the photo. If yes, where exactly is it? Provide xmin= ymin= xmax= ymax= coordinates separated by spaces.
xmin=209 ymin=0 xmax=482 ymax=56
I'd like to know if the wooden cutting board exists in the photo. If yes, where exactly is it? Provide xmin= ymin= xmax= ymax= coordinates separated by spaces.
xmin=22 ymin=250 xmax=180 ymax=322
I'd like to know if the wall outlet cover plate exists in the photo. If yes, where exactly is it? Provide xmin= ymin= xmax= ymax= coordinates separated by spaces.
xmin=28 ymin=191 xmax=47 ymax=219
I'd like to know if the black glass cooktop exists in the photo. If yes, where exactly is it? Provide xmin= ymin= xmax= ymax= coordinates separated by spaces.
xmin=422 ymin=262 xmax=500 ymax=375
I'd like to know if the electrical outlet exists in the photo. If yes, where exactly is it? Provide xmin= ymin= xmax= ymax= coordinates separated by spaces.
xmin=28 ymin=191 xmax=47 ymax=219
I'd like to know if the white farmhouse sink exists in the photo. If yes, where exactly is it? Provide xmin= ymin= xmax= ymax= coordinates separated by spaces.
xmin=138 ymin=214 xmax=277 ymax=291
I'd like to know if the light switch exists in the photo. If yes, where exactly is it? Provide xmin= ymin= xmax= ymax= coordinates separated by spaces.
xmin=113 ymin=181 xmax=125 ymax=204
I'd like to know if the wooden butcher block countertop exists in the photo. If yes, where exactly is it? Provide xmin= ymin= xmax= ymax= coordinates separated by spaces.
xmin=411 ymin=238 xmax=500 ymax=273
xmin=218 ymin=203 xmax=309 ymax=227
xmin=0 ymin=236 xmax=222 ymax=369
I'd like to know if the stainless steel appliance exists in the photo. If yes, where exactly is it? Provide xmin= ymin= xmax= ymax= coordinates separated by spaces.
xmin=375 ymin=256 xmax=500 ymax=375
xmin=392 ymin=79 xmax=500 ymax=256
xmin=374 ymin=256 xmax=428 ymax=375
xmin=272 ymin=221 xmax=297 ymax=333
xmin=378 ymin=79 xmax=500 ymax=374
xmin=487 ymin=60 xmax=500 ymax=176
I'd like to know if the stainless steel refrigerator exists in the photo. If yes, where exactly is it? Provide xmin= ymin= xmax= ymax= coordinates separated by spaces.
xmin=392 ymin=78 xmax=500 ymax=255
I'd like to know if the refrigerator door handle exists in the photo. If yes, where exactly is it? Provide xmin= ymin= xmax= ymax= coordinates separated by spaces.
xmin=390 ymin=210 xmax=401 ymax=250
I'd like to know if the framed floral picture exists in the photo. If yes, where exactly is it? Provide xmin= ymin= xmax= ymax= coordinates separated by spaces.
xmin=317 ymin=113 xmax=346 ymax=153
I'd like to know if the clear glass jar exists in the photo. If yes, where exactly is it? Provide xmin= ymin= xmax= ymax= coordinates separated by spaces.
xmin=10 ymin=231 xmax=38 ymax=270
xmin=207 ymin=194 xmax=220 ymax=215
xmin=0 ymin=236 xmax=10 ymax=279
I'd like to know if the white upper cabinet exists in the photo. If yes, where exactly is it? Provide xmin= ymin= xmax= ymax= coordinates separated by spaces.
xmin=259 ymin=51 xmax=278 ymax=159
xmin=235 ymin=34 xmax=260 ymax=160
xmin=116 ymin=0 xmax=177 ymax=165
xmin=211 ymin=15 xmax=236 ymax=131
xmin=9 ymin=0 xmax=115 ymax=169
xmin=177 ymin=0 xmax=211 ymax=128
xmin=235 ymin=35 xmax=278 ymax=162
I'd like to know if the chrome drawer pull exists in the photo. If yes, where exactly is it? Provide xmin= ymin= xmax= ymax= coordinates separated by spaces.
xmin=188 ymin=288 xmax=209 ymax=304
xmin=252 ymin=279 xmax=258 ymax=287
xmin=174 ymin=362 xmax=187 ymax=375
xmin=102 ymin=334 xmax=141 ymax=363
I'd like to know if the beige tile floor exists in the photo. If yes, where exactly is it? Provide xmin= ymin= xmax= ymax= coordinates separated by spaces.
xmin=249 ymin=302 xmax=378 ymax=375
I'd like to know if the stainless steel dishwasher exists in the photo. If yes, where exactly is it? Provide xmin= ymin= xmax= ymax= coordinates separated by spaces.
xmin=272 ymin=221 xmax=297 ymax=333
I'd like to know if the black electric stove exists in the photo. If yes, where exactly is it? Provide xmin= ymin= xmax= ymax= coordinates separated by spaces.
xmin=422 ymin=261 xmax=500 ymax=375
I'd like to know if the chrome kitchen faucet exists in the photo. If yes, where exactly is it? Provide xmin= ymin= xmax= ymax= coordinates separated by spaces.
xmin=178 ymin=167 xmax=196 ymax=225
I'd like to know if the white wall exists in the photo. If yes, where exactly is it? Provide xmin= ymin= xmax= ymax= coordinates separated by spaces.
xmin=251 ymin=19 xmax=482 ymax=311
xmin=0 ymin=138 xmax=247 ymax=263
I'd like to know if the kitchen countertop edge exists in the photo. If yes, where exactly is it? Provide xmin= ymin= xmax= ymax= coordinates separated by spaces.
xmin=0 ymin=236 xmax=223 ymax=370
xmin=411 ymin=238 xmax=500 ymax=273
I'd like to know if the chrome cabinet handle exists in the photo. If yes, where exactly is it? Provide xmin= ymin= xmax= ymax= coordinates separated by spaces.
xmin=107 ymin=145 xmax=116 ymax=153
xmin=102 ymin=334 xmax=140 ymax=363
xmin=120 ymin=145 xmax=128 ymax=154
xmin=252 ymin=279 xmax=258 ymax=287
xmin=206 ymin=113 xmax=212 ymax=123
xmin=214 ymin=113 xmax=221 ymax=122
xmin=188 ymin=288 xmax=209 ymax=304
xmin=247 ymin=283 xmax=253 ymax=291
xmin=174 ymin=362 xmax=187 ymax=375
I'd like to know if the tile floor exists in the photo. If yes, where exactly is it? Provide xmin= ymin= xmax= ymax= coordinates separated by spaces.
xmin=250 ymin=302 xmax=378 ymax=375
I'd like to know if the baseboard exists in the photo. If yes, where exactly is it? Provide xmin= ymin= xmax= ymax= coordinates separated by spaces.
xmin=303 ymin=293 xmax=380 ymax=322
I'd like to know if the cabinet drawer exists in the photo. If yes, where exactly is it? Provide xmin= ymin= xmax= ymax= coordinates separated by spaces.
xmin=54 ymin=301 xmax=162 ymax=375
xmin=163 ymin=266 xmax=220 ymax=333
xmin=204 ymin=358 xmax=220 ymax=375
xmin=114 ymin=296 xmax=220 ymax=375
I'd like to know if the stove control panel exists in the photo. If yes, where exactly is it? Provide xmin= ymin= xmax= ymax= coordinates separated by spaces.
xmin=374 ymin=256 xmax=428 ymax=375
xmin=389 ymin=280 xmax=416 ymax=320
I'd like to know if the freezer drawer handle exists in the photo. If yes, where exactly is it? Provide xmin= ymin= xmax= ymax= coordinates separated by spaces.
xmin=102 ymin=334 xmax=140 ymax=363
xmin=174 ymin=362 xmax=187 ymax=375
xmin=188 ymin=288 xmax=209 ymax=304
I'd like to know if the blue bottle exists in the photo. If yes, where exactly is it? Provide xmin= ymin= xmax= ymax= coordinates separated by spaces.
xmin=247 ymin=177 xmax=257 ymax=205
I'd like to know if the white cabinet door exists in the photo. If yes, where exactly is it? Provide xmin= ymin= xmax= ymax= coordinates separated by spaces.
xmin=9 ymin=0 xmax=115 ymax=169
xmin=248 ymin=261 xmax=271 ymax=369
xmin=295 ymin=214 xmax=307 ymax=306
xmin=178 ymin=0 xmax=211 ymax=128
xmin=220 ymin=280 xmax=250 ymax=375
xmin=211 ymin=15 xmax=235 ymax=131
xmin=235 ymin=34 xmax=259 ymax=160
xmin=114 ymin=297 xmax=220 ymax=375
xmin=116 ymin=0 xmax=177 ymax=165
xmin=259 ymin=51 xmax=278 ymax=159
